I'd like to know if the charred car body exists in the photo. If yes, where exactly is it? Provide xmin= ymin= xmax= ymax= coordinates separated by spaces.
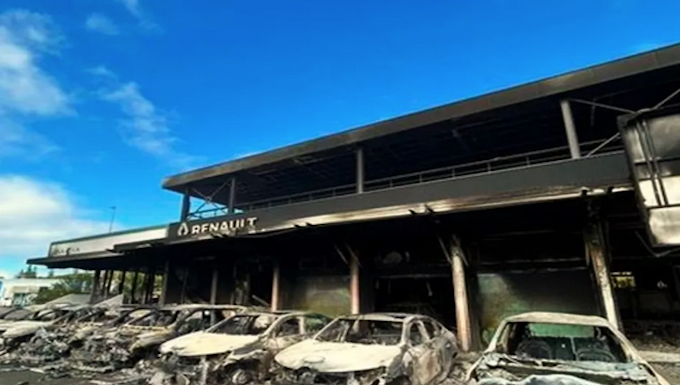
xmin=274 ymin=313 xmax=458 ymax=385
xmin=7 ymin=305 xmax=152 ymax=366
xmin=153 ymin=310 xmax=332 ymax=385
xmin=0 ymin=304 xmax=94 ymax=352
xmin=466 ymin=312 xmax=670 ymax=385
xmin=70 ymin=304 xmax=247 ymax=373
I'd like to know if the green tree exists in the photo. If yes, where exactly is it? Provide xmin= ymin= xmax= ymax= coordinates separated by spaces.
xmin=32 ymin=272 xmax=94 ymax=304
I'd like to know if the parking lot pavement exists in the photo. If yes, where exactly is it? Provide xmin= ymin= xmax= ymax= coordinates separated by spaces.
xmin=0 ymin=370 xmax=142 ymax=385
xmin=0 ymin=370 xmax=90 ymax=385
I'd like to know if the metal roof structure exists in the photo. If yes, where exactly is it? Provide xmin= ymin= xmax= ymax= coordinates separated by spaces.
xmin=163 ymin=44 xmax=680 ymax=210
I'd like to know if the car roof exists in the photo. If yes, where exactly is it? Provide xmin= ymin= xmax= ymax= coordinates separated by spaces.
xmin=503 ymin=312 xmax=612 ymax=328
xmin=336 ymin=312 xmax=421 ymax=322
xmin=161 ymin=304 xmax=248 ymax=311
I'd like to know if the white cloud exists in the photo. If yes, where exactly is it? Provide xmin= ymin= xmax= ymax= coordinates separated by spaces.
xmin=85 ymin=13 xmax=119 ymax=36
xmin=0 ymin=117 xmax=58 ymax=160
xmin=88 ymin=65 xmax=116 ymax=78
xmin=0 ymin=175 xmax=113 ymax=274
xmin=0 ymin=9 xmax=71 ymax=160
xmin=115 ymin=0 xmax=160 ymax=32
xmin=0 ymin=9 xmax=70 ymax=116
xmin=100 ymin=79 xmax=197 ymax=169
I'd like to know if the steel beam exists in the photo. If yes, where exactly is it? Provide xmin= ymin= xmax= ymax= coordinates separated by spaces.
xmin=181 ymin=188 xmax=191 ymax=220
xmin=356 ymin=148 xmax=365 ymax=194
xmin=560 ymin=100 xmax=581 ymax=159
xmin=585 ymin=222 xmax=621 ymax=329
xmin=450 ymin=237 xmax=472 ymax=352
xmin=228 ymin=178 xmax=237 ymax=213
xmin=271 ymin=260 xmax=281 ymax=311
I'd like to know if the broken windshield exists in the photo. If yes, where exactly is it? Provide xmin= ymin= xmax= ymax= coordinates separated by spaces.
xmin=316 ymin=318 xmax=403 ymax=345
xmin=209 ymin=314 xmax=277 ymax=335
xmin=499 ymin=321 xmax=629 ymax=364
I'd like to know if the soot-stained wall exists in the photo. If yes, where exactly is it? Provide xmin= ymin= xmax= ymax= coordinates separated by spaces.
xmin=476 ymin=269 xmax=600 ymax=345
xmin=286 ymin=275 xmax=351 ymax=317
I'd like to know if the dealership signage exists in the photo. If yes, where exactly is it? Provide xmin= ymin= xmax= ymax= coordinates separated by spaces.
xmin=176 ymin=217 xmax=258 ymax=237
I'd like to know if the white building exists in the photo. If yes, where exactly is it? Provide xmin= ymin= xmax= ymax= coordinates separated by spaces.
xmin=0 ymin=278 xmax=59 ymax=307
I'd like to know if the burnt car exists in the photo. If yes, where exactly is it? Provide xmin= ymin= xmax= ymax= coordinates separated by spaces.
xmin=274 ymin=313 xmax=458 ymax=385
xmin=152 ymin=310 xmax=332 ymax=385
xmin=466 ymin=312 xmax=670 ymax=385
xmin=70 ymin=304 xmax=247 ymax=373
xmin=0 ymin=304 xmax=94 ymax=352
xmin=9 ymin=305 xmax=153 ymax=366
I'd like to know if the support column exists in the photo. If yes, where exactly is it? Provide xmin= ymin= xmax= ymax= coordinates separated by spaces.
xmin=356 ymin=148 xmax=365 ymax=194
xmin=210 ymin=268 xmax=219 ymax=305
xmin=450 ymin=237 xmax=472 ymax=352
xmin=271 ymin=260 xmax=281 ymax=311
xmin=181 ymin=188 xmax=191 ymax=220
xmin=228 ymin=178 xmax=237 ymax=214
xmin=90 ymin=270 xmax=101 ymax=304
xmin=118 ymin=270 xmax=126 ymax=295
xmin=585 ymin=222 xmax=621 ymax=329
xmin=130 ymin=269 xmax=140 ymax=303
xmin=160 ymin=261 xmax=170 ymax=305
xmin=560 ymin=100 xmax=581 ymax=159
xmin=100 ymin=270 xmax=111 ymax=300
xmin=144 ymin=267 xmax=156 ymax=304
xmin=349 ymin=250 xmax=360 ymax=314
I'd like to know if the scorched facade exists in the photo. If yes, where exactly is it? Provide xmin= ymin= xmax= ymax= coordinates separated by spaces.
xmin=29 ymin=43 xmax=680 ymax=351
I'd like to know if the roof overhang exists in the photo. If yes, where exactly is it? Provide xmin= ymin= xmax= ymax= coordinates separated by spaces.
xmin=162 ymin=44 xmax=680 ymax=193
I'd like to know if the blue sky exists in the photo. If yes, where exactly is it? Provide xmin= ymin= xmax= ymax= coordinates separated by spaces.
xmin=0 ymin=0 xmax=679 ymax=277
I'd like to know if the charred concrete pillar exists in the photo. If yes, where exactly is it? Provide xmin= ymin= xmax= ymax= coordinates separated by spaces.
xmin=585 ymin=221 xmax=621 ymax=329
xmin=271 ymin=260 xmax=281 ymax=311
xmin=118 ymin=270 xmax=126 ymax=295
xmin=160 ymin=261 xmax=170 ymax=305
xmin=90 ymin=270 xmax=101 ymax=304
xmin=450 ymin=237 xmax=472 ymax=352
xmin=130 ymin=269 xmax=140 ymax=303
xmin=350 ymin=252 xmax=360 ymax=315
xmin=210 ymin=268 xmax=219 ymax=305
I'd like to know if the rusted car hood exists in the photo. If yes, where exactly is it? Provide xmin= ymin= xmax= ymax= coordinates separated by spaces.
xmin=276 ymin=340 xmax=401 ymax=373
xmin=159 ymin=332 xmax=259 ymax=357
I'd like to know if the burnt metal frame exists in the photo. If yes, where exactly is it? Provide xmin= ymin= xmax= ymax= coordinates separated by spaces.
xmin=182 ymin=149 xmax=367 ymax=220
xmin=182 ymin=178 xmax=237 ymax=220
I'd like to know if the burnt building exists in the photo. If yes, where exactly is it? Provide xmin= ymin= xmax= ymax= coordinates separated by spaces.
xmin=30 ymin=43 xmax=680 ymax=351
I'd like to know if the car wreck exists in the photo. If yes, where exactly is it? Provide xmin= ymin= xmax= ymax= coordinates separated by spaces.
xmin=0 ymin=304 xmax=94 ymax=353
xmin=465 ymin=312 xmax=670 ymax=385
xmin=274 ymin=313 xmax=458 ymax=385
xmin=151 ymin=310 xmax=332 ymax=385
xmin=70 ymin=304 xmax=247 ymax=373
xmin=3 ymin=305 xmax=152 ymax=367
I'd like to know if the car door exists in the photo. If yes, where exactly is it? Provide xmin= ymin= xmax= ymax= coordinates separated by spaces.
xmin=423 ymin=318 xmax=456 ymax=376
xmin=270 ymin=316 xmax=305 ymax=352
xmin=407 ymin=320 xmax=443 ymax=385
